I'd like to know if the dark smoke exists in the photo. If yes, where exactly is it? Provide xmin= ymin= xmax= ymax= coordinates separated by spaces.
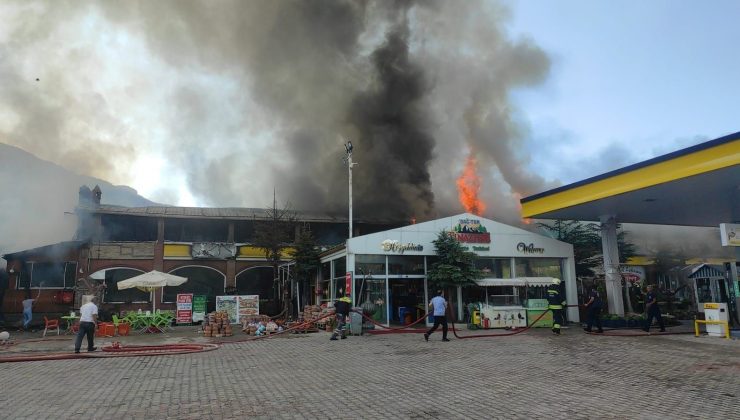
xmin=1 ymin=0 xmax=553 ymax=230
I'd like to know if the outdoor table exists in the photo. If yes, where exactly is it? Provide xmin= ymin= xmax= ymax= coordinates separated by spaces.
xmin=61 ymin=315 xmax=79 ymax=335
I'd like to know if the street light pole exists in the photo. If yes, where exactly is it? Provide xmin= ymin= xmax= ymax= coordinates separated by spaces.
xmin=345 ymin=141 xmax=356 ymax=239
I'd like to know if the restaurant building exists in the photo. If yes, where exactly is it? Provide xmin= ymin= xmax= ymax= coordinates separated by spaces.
xmin=317 ymin=213 xmax=578 ymax=326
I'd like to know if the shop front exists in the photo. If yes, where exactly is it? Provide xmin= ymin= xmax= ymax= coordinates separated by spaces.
xmin=318 ymin=213 xmax=578 ymax=327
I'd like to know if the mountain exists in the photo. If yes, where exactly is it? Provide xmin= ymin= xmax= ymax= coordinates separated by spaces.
xmin=0 ymin=143 xmax=158 ymax=257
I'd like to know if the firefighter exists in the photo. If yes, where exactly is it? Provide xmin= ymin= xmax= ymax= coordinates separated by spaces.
xmin=642 ymin=285 xmax=665 ymax=333
xmin=330 ymin=293 xmax=352 ymax=341
xmin=547 ymin=278 xmax=566 ymax=335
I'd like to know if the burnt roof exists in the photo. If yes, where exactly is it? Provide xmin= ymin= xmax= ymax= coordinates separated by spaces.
xmin=2 ymin=240 xmax=85 ymax=260
xmin=77 ymin=204 xmax=401 ymax=224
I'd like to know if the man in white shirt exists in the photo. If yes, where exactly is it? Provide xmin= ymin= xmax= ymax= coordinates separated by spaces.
xmin=424 ymin=290 xmax=450 ymax=342
xmin=74 ymin=296 xmax=99 ymax=353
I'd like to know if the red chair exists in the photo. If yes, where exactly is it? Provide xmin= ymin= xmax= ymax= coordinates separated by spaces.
xmin=43 ymin=316 xmax=60 ymax=337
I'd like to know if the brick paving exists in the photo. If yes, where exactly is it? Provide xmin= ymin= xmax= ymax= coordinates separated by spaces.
xmin=0 ymin=326 xmax=738 ymax=419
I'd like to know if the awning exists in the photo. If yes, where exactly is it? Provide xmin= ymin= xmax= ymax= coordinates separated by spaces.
xmin=474 ymin=277 xmax=554 ymax=287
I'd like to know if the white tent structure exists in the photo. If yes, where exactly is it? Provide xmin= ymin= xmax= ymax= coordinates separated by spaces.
xmin=117 ymin=270 xmax=188 ymax=312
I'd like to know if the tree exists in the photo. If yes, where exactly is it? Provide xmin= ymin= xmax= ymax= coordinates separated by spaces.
xmin=291 ymin=224 xmax=321 ymax=312
xmin=538 ymin=220 xmax=638 ymax=277
xmin=253 ymin=192 xmax=296 ymax=315
xmin=426 ymin=230 xmax=482 ymax=289
xmin=538 ymin=219 xmax=639 ymax=312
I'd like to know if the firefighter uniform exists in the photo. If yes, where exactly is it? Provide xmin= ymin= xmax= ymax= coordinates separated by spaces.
xmin=547 ymin=278 xmax=566 ymax=335
xmin=330 ymin=295 xmax=352 ymax=340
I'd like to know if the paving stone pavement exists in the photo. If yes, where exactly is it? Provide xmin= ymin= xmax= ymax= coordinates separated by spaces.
xmin=0 ymin=326 xmax=738 ymax=419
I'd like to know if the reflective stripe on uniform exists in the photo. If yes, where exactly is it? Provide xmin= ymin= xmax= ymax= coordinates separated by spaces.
xmin=548 ymin=305 xmax=562 ymax=309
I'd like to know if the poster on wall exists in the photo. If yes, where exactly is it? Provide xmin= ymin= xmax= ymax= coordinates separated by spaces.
xmin=192 ymin=295 xmax=207 ymax=323
xmin=216 ymin=296 xmax=238 ymax=324
xmin=176 ymin=293 xmax=193 ymax=324
xmin=238 ymin=295 xmax=260 ymax=321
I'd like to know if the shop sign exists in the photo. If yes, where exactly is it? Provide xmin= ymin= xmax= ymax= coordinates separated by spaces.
xmin=620 ymin=266 xmax=645 ymax=287
xmin=345 ymin=272 xmax=352 ymax=296
xmin=719 ymin=223 xmax=740 ymax=246
xmin=452 ymin=218 xmax=491 ymax=243
xmin=176 ymin=293 xmax=193 ymax=324
xmin=381 ymin=239 xmax=423 ymax=253
xmin=192 ymin=295 xmax=207 ymax=323
xmin=516 ymin=242 xmax=544 ymax=254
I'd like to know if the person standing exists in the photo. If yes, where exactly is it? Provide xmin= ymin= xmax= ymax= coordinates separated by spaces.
xmin=330 ymin=293 xmax=351 ymax=341
xmin=21 ymin=289 xmax=37 ymax=331
xmin=424 ymin=290 xmax=449 ymax=342
xmin=547 ymin=278 xmax=566 ymax=335
xmin=583 ymin=286 xmax=603 ymax=333
xmin=74 ymin=296 xmax=98 ymax=353
xmin=642 ymin=285 xmax=665 ymax=333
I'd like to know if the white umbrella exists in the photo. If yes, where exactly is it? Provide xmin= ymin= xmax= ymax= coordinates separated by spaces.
xmin=117 ymin=270 xmax=188 ymax=312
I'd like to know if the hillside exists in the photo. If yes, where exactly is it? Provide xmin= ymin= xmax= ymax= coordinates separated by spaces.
xmin=0 ymin=143 xmax=158 ymax=257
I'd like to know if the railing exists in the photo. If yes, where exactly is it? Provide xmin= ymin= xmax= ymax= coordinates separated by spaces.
xmin=694 ymin=319 xmax=730 ymax=339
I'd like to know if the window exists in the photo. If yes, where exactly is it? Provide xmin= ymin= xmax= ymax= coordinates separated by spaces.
xmin=101 ymin=215 xmax=158 ymax=241
xmin=164 ymin=219 xmax=229 ymax=242
xmin=388 ymin=256 xmax=425 ymax=276
xmin=321 ymin=262 xmax=331 ymax=280
xmin=475 ymin=258 xmax=511 ymax=278
xmin=17 ymin=262 xmax=77 ymax=289
xmin=514 ymin=258 xmax=563 ymax=278
xmin=356 ymin=255 xmax=385 ymax=277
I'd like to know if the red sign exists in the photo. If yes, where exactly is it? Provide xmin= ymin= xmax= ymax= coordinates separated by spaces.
xmin=454 ymin=232 xmax=491 ymax=243
xmin=345 ymin=272 xmax=352 ymax=296
xmin=176 ymin=293 xmax=193 ymax=324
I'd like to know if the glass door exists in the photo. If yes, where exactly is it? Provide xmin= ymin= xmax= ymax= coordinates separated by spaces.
xmin=354 ymin=273 xmax=388 ymax=325
xmin=388 ymin=279 xmax=425 ymax=325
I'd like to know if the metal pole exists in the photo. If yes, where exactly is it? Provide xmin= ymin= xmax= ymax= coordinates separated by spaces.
xmin=348 ymin=150 xmax=353 ymax=239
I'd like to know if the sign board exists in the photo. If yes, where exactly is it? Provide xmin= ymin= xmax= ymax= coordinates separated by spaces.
xmin=192 ymin=295 xmax=207 ymax=323
xmin=345 ymin=272 xmax=352 ymax=296
xmin=176 ymin=293 xmax=193 ymax=324
xmin=216 ymin=295 xmax=260 ymax=324
xmin=719 ymin=223 xmax=740 ymax=247
xmin=237 ymin=295 xmax=260 ymax=321
xmin=216 ymin=296 xmax=238 ymax=324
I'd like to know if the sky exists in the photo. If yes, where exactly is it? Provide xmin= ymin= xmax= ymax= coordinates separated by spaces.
xmin=1 ymin=0 xmax=738 ymax=230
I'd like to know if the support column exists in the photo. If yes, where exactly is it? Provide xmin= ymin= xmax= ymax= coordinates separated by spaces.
xmin=153 ymin=218 xmax=165 ymax=308
xmin=601 ymin=215 xmax=624 ymax=316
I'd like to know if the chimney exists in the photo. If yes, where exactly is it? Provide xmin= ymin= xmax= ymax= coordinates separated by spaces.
xmin=92 ymin=185 xmax=102 ymax=206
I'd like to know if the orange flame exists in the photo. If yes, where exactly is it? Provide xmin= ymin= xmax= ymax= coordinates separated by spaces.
xmin=456 ymin=153 xmax=486 ymax=215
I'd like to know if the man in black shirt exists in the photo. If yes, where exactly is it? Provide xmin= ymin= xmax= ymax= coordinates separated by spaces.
xmin=583 ymin=287 xmax=603 ymax=333
xmin=642 ymin=285 xmax=665 ymax=333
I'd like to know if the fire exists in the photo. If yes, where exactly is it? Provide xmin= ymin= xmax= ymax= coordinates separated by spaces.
xmin=456 ymin=153 xmax=486 ymax=215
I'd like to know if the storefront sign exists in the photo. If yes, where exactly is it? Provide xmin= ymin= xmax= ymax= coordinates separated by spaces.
xmin=192 ymin=295 xmax=207 ymax=323
xmin=176 ymin=293 xmax=193 ymax=324
xmin=381 ymin=239 xmax=423 ymax=253
xmin=452 ymin=219 xmax=491 ymax=243
xmin=345 ymin=272 xmax=352 ymax=296
xmin=516 ymin=242 xmax=544 ymax=254
xmin=620 ymin=266 xmax=645 ymax=287
xmin=719 ymin=223 xmax=740 ymax=246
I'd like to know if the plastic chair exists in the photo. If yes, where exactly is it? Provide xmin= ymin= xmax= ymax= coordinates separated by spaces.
xmin=43 ymin=316 xmax=60 ymax=337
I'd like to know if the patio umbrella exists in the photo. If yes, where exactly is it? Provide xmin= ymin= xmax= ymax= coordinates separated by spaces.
xmin=117 ymin=270 xmax=188 ymax=312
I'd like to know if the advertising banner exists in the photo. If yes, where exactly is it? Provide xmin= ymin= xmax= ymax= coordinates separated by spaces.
xmin=176 ymin=293 xmax=193 ymax=324
xmin=345 ymin=272 xmax=352 ymax=296
xmin=237 ymin=295 xmax=260 ymax=322
xmin=192 ymin=295 xmax=207 ymax=323
xmin=216 ymin=296 xmax=238 ymax=324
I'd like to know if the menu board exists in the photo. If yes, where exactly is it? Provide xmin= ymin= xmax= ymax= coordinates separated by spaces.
xmin=216 ymin=296 xmax=238 ymax=324
xmin=238 ymin=295 xmax=260 ymax=320
xmin=176 ymin=293 xmax=193 ymax=324
xmin=192 ymin=295 xmax=207 ymax=323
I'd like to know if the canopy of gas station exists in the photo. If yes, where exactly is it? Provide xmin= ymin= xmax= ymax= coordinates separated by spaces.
xmin=520 ymin=131 xmax=739 ymax=227
xmin=520 ymin=131 xmax=739 ymax=317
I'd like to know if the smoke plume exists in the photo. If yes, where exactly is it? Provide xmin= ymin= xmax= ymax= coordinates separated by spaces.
xmin=1 ymin=0 xmax=552 ymax=227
